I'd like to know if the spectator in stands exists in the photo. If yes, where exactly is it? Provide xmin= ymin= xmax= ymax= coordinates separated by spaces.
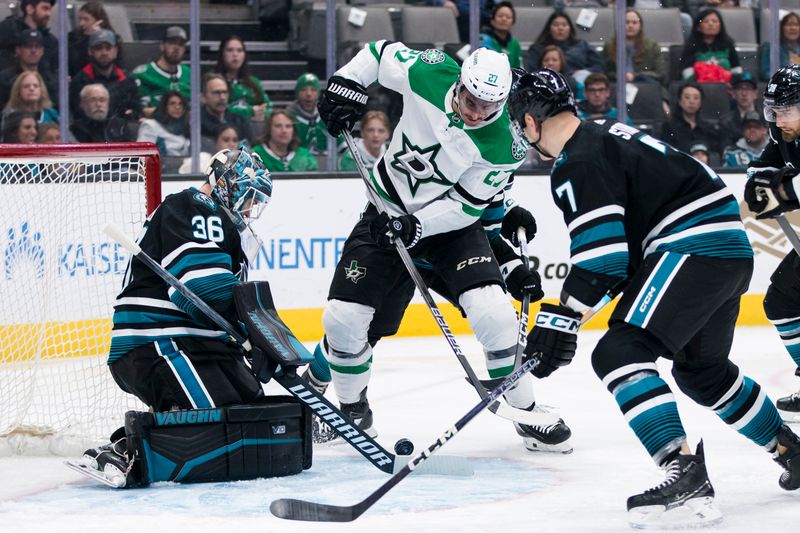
xmin=3 ymin=71 xmax=58 ymax=125
xmin=288 ymin=73 xmax=327 ymax=155
xmin=689 ymin=142 xmax=710 ymax=164
xmin=200 ymin=72 xmax=254 ymax=151
xmin=719 ymin=71 xmax=761 ymax=147
xmin=759 ymin=12 xmax=800 ymax=81
xmin=478 ymin=2 xmax=521 ymax=69
xmin=70 ymin=83 xmax=132 ymax=142
xmin=524 ymin=11 xmax=604 ymax=79
xmin=539 ymin=45 xmax=582 ymax=100
xmin=213 ymin=35 xmax=271 ymax=124
xmin=253 ymin=109 xmax=318 ymax=172
xmin=137 ymin=90 xmax=190 ymax=157
xmin=36 ymin=121 xmax=59 ymax=143
xmin=680 ymin=8 xmax=741 ymax=82
xmin=603 ymin=8 xmax=666 ymax=86
xmin=1 ymin=110 xmax=37 ymax=143
xmin=68 ymin=1 xmax=122 ymax=77
xmin=722 ymin=111 xmax=769 ymax=168
xmin=660 ymin=81 xmax=720 ymax=158
xmin=178 ymin=123 xmax=239 ymax=175
xmin=427 ymin=0 xmax=490 ymax=43
xmin=576 ymin=73 xmax=633 ymax=124
xmin=0 ymin=1 xmax=57 ymax=75
xmin=132 ymin=26 xmax=191 ymax=117
xmin=339 ymin=111 xmax=390 ymax=171
xmin=0 ymin=29 xmax=57 ymax=110
xmin=69 ymin=29 xmax=140 ymax=121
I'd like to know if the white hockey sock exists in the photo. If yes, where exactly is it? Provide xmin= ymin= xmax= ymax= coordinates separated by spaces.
xmin=328 ymin=343 xmax=373 ymax=404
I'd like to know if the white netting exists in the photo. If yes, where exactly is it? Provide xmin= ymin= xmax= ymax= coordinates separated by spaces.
xmin=0 ymin=148 xmax=156 ymax=455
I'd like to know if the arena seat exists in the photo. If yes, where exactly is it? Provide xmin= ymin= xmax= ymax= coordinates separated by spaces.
xmin=639 ymin=9 xmax=684 ymax=47
xmin=564 ymin=7 xmax=614 ymax=48
xmin=337 ymin=5 xmax=396 ymax=65
xmin=401 ymin=7 xmax=459 ymax=49
xmin=513 ymin=7 xmax=554 ymax=50
xmin=717 ymin=8 xmax=757 ymax=49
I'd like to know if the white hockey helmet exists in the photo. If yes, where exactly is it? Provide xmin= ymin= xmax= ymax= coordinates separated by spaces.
xmin=460 ymin=48 xmax=513 ymax=104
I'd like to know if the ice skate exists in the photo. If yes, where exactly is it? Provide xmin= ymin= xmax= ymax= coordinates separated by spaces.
xmin=513 ymin=403 xmax=573 ymax=453
xmin=774 ymin=424 xmax=800 ymax=490
xmin=65 ymin=430 xmax=132 ymax=488
xmin=316 ymin=387 xmax=377 ymax=445
xmin=776 ymin=389 xmax=800 ymax=424
xmin=627 ymin=440 xmax=722 ymax=529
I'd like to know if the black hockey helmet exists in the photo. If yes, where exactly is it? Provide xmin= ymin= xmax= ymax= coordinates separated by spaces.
xmin=507 ymin=68 xmax=576 ymax=131
xmin=764 ymin=65 xmax=800 ymax=122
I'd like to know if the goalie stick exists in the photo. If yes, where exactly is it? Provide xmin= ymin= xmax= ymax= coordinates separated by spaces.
xmin=102 ymin=224 xmax=470 ymax=477
xmin=270 ymin=355 xmax=539 ymax=522
xmin=342 ymin=131 xmax=547 ymax=426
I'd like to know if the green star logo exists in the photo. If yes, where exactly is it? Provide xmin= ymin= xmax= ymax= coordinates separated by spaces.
xmin=344 ymin=260 xmax=367 ymax=284
xmin=390 ymin=134 xmax=451 ymax=196
xmin=420 ymin=49 xmax=445 ymax=65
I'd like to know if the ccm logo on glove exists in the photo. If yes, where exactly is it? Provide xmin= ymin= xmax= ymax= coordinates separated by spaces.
xmin=535 ymin=311 xmax=580 ymax=334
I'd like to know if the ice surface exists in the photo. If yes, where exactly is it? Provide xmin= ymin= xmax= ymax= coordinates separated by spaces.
xmin=1 ymin=327 xmax=798 ymax=533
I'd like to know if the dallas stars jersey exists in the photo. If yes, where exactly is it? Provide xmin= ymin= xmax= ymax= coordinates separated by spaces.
xmin=131 ymin=62 xmax=192 ymax=109
xmin=553 ymin=120 xmax=752 ymax=307
xmin=252 ymin=144 xmax=319 ymax=173
xmin=108 ymin=188 xmax=247 ymax=363
xmin=337 ymin=40 xmax=527 ymax=238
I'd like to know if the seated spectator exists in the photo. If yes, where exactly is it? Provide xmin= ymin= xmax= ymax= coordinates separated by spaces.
xmin=69 ymin=29 xmax=140 ymax=121
xmin=0 ymin=1 xmax=57 ymax=75
xmin=0 ymin=29 xmax=57 ymax=109
xmin=524 ymin=11 xmax=604 ymax=79
xmin=427 ymin=0 xmax=490 ymax=43
xmin=680 ymin=8 xmax=741 ymax=82
xmin=719 ymin=71 xmax=761 ymax=147
xmin=213 ymin=35 xmax=271 ymax=123
xmin=576 ymin=73 xmax=633 ymax=124
xmin=288 ymin=73 xmax=327 ymax=155
xmin=3 ymin=70 xmax=58 ymax=124
xmin=603 ymin=8 xmax=666 ymax=86
xmin=200 ymin=72 xmax=254 ymax=150
xmin=478 ymin=2 xmax=521 ymax=69
xmin=340 ymin=111 xmax=390 ymax=171
xmin=253 ymin=109 xmax=318 ymax=172
xmin=760 ymin=12 xmax=800 ymax=81
xmin=70 ymin=83 xmax=132 ymax=142
xmin=36 ymin=121 xmax=59 ymax=143
xmin=68 ymin=2 xmax=123 ymax=76
xmin=178 ymin=123 xmax=239 ymax=175
xmin=137 ymin=90 xmax=190 ymax=157
xmin=131 ymin=26 xmax=191 ymax=117
xmin=538 ymin=45 xmax=582 ymax=100
xmin=689 ymin=142 xmax=710 ymax=165
xmin=722 ymin=111 xmax=769 ymax=168
xmin=1 ymin=110 xmax=37 ymax=143
xmin=660 ymin=81 xmax=720 ymax=156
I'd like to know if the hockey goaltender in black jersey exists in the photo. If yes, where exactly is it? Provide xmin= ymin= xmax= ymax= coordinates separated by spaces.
xmin=508 ymin=68 xmax=800 ymax=528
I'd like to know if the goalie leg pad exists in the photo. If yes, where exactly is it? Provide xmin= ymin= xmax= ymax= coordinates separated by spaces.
xmin=459 ymin=284 xmax=518 ymax=352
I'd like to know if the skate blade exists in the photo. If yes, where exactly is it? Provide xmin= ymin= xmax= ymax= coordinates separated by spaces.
xmin=522 ymin=438 xmax=573 ymax=454
xmin=777 ymin=408 xmax=800 ymax=424
xmin=628 ymin=496 xmax=723 ymax=529
xmin=64 ymin=459 xmax=126 ymax=488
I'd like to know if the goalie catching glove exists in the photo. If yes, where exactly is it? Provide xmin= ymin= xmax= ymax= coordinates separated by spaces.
xmin=318 ymin=75 xmax=368 ymax=136
xmin=524 ymin=303 xmax=581 ymax=378
xmin=369 ymin=212 xmax=423 ymax=249
xmin=745 ymin=166 xmax=800 ymax=219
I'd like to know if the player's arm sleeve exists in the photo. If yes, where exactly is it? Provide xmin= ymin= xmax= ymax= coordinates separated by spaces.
xmin=554 ymin=161 xmax=629 ymax=312
xmin=335 ymin=40 xmax=420 ymax=93
xmin=480 ymin=175 xmax=515 ymax=239
xmin=158 ymin=209 xmax=240 ymax=324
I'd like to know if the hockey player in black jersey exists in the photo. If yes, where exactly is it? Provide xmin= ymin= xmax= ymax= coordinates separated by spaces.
xmin=744 ymin=64 xmax=800 ymax=423
xmin=77 ymin=147 xmax=274 ymax=487
xmin=508 ymin=68 xmax=800 ymax=527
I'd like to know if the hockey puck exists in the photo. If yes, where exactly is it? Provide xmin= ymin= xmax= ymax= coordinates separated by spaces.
xmin=394 ymin=438 xmax=414 ymax=455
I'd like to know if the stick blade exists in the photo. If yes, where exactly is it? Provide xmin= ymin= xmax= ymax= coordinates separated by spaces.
xmin=270 ymin=498 xmax=362 ymax=522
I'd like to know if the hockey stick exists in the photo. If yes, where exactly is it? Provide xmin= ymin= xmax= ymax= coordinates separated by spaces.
xmin=343 ymin=131 xmax=543 ymax=426
xmin=270 ymin=355 xmax=539 ymax=522
xmin=767 ymin=139 xmax=800 ymax=255
xmin=102 ymin=224 xmax=470 ymax=476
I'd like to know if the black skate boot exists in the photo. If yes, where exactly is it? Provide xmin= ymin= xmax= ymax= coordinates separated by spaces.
xmin=66 ymin=427 xmax=133 ymax=488
xmin=513 ymin=403 xmax=573 ymax=453
xmin=776 ymin=370 xmax=800 ymax=423
xmin=300 ymin=366 xmax=336 ymax=443
xmin=627 ymin=440 xmax=722 ymax=529
xmin=316 ymin=387 xmax=377 ymax=445
xmin=773 ymin=424 xmax=800 ymax=490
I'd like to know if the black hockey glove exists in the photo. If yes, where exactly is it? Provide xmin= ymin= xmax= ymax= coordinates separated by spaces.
xmin=505 ymin=264 xmax=545 ymax=302
xmin=525 ymin=303 xmax=581 ymax=379
xmin=369 ymin=212 xmax=423 ymax=249
xmin=501 ymin=206 xmax=537 ymax=245
xmin=317 ymin=75 xmax=368 ymax=136
xmin=746 ymin=166 xmax=800 ymax=219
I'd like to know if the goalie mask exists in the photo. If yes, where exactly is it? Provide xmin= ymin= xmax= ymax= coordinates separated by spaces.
xmin=207 ymin=147 xmax=273 ymax=226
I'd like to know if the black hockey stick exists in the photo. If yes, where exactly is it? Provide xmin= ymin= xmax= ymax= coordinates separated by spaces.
xmin=102 ymin=224 xmax=470 ymax=476
xmin=270 ymin=355 xmax=539 ymax=522
xmin=343 ymin=131 xmax=544 ymax=426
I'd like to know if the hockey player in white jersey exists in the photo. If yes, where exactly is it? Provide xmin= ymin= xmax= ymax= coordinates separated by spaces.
xmin=306 ymin=42 xmax=572 ymax=453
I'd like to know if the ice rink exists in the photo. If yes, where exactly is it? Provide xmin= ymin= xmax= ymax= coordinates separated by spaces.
xmin=1 ymin=326 xmax=798 ymax=533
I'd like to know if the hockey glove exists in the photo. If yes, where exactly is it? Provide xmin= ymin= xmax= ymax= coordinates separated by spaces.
xmin=317 ymin=75 xmax=369 ymax=136
xmin=501 ymin=206 xmax=537 ymax=245
xmin=746 ymin=166 xmax=800 ymax=219
xmin=505 ymin=264 xmax=545 ymax=302
xmin=369 ymin=212 xmax=423 ymax=249
xmin=525 ymin=303 xmax=581 ymax=379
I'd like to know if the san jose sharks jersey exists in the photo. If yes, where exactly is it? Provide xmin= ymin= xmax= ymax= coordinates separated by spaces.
xmin=108 ymin=188 xmax=247 ymax=363
xmin=336 ymin=40 xmax=528 ymax=238
xmin=552 ymin=120 xmax=753 ymax=308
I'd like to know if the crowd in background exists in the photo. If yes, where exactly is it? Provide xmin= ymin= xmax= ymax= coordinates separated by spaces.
xmin=0 ymin=0 xmax=794 ymax=171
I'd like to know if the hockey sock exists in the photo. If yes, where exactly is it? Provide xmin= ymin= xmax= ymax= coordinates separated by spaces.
xmin=608 ymin=369 xmax=686 ymax=465
xmin=484 ymin=345 xmax=536 ymax=409
xmin=327 ymin=342 xmax=373 ymax=405
xmin=710 ymin=373 xmax=783 ymax=450
xmin=769 ymin=315 xmax=800 ymax=368
xmin=310 ymin=336 xmax=332 ymax=384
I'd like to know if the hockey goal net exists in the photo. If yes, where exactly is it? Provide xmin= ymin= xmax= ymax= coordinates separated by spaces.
xmin=0 ymin=143 xmax=160 ymax=455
